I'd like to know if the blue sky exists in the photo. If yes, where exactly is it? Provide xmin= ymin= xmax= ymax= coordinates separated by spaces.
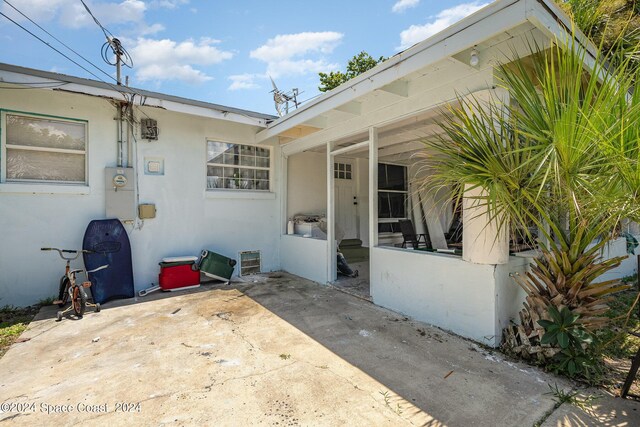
xmin=0 ymin=0 xmax=489 ymax=114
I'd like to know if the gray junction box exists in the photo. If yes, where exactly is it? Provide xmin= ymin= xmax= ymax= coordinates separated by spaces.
xmin=105 ymin=167 xmax=136 ymax=222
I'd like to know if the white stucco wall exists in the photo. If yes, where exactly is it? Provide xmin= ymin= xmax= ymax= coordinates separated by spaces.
xmin=495 ymin=256 xmax=529 ymax=337
xmin=596 ymin=236 xmax=638 ymax=282
xmin=280 ymin=234 xmax=328 ymax=284
xmin=286 ymin=151 xmax=327 ymax=219
xmin=370 ymin=246 xmax=500 ymax=346
xmin=0 ymin=88 xmax=280 ymax=306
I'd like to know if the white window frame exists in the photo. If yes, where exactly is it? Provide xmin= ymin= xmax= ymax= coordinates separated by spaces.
xmin=1 ymin=110 xmax=88 ymax=186
xmin=333 ymin=161 xmax=353 ymax=180
xmin=205 ymin=140 xmax=272 ymax=194
xmin=378 ymin=162 xmax=408 ymax=235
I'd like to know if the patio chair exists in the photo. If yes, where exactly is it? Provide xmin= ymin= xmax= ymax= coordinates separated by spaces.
xmin=444 ymin=210 xmax=463 ymax=244
xmin=398 ymin=219 xmax=431 ymax=250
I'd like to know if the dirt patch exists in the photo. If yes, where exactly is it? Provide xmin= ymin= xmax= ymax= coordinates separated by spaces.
xmin=0 ymin=305 xmax=40 ymax=358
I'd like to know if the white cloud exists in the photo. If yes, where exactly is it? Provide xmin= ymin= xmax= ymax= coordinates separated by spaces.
xmin=137 ymin=22 xmax=166 ymax=36
xmin=2 ymin=0 xmax=147 ymax=27
xmin=149 ymin=0 xmax=189 ymax=9
xmin=266 ymin=59 xmax=337 ymax=79
xmin=250 ymin=31 xmax=343 ymax=78
xmin=1 ymin=0 xmax=167 ymax=37
xmin=129 ymin=37 xmax=233 ymax=83
xmin=1 ymin=0 xmax=69 ymax=23
xmin=398 ymin=1 xmax=488 ymax=50
xmin=136 ymin=63 xmax=212 ymax=83
xmin=251 ymin=32 xmax=343 ymax=62
xmin=228 ymin=73 xmax=262 ymax=91
xmin=392 ymin=0 xmax=420 ymax=14
xmin=61 ymin=0 xmax=147 ymax=28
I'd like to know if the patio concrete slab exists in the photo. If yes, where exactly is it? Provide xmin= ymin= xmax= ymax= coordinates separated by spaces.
xmin=0 ymin=272 xmax=574 ymax=426
xmin=541 ymin=389 xmax=640 ymax=427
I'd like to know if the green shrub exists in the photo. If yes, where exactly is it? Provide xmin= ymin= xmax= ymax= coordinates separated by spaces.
xmin=538 ymin=306 xmax=603 ymax=382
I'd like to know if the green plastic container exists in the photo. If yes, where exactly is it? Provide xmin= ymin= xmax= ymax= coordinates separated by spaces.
xmin=197 ymin=249 xmax=236 ymax=283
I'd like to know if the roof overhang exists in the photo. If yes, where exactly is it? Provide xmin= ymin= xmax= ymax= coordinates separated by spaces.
xmin=257 ymin=0 xmax=594 ymax=149
xmin=0 ymin=63 xmax=275 ymax=128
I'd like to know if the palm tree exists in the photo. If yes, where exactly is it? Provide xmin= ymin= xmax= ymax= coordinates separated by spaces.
xmin=416 ymin=36 xmax=639 ymax=361
xmin=560 ymin=0 xmax=640 ymax=74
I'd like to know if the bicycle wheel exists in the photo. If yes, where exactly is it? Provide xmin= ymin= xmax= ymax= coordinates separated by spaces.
xmin=58 ymin=277 xmax=70 ymax=308
xmin=72 ymin=286 xmax=86 ymax=318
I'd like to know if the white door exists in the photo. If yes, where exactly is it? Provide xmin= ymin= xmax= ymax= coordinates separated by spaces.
xmin=334 ymin=161 xmax=358 ymax=241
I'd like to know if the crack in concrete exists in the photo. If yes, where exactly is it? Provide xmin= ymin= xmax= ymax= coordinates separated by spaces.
xmin=218 ymin=361 xmax=297 ymax=385
xmin=533 ymin=402 xmax=563 ymax=427
xmin=212 ymin=310 xmax=258 ymax=351
xmin=297 ymin=359 xmax=420 ymax=426
xmin=21 ymin=323 xmax=59 ymax=341
xmin=531 ymin=388 xmax=580 ymax=427
xmin=0 ymin=413 xmax=24 ymax=422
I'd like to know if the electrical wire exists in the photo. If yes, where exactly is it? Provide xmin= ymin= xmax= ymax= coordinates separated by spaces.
xmin=0 ymin=2 xmax=264 ymax=127
xmin=1 ymin=2 xmax=262 ymax=125
xmin=79 ymin=0 xmax=133 ymax=69
xmin=0 ymin=8 xmax=156 ymax=122
xmin=0 ymin=5 xmax=138 ymax=167
xmin=101 ymin=38 xmax=133 ymax=68
xmin=0 ymin=11 xmax=121 ymax=89
xmin=79 ymin=0 xmax=112 ymax=40
xmin=0 ymin=80 xmax=70 ymax=85
xmin=1 ymin=0 xmax=117 ymax=84
xmin=0 ymin=82 xmax=68 ymax=89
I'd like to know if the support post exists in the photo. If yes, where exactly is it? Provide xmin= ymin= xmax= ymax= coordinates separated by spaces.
xmin=281 ymin=150 xmax=288 ymax=235
xmin=327 ymin=142 xmax=336 ymax=283
xmin=369 ymin=127 xmax=378 ymax=272
xmin=462 ymin=185 xmax=509 ymax=264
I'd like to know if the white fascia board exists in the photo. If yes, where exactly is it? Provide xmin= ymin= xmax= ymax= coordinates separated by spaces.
xmin=0 ymin=70 xmax=267 ymax=128
xmin=135 ymin=97 xmax=268 ymax=127
xmin=257 ymin=0 xmax=526 ymax=143
xmin=281 ymin=74 xmax=495 ymax=156
xmin=525 ymin=0 xmax=598 ymax=63
xmin=523 ymin=0 xmax=603 ymax=83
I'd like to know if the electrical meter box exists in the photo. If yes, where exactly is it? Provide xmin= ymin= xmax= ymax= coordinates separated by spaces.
xmin=105 ymin=167 xmax=136 ymax=222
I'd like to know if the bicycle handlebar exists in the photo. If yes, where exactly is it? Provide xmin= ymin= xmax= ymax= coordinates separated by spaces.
xmin=41 ymin=247 xmax=95 ymax=261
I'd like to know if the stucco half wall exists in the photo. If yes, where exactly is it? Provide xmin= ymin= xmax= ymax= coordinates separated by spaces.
xmin=370 ymin=247 xmax=531 ymax=347
xmin=280 ymin=235 xmax=328 ymax=285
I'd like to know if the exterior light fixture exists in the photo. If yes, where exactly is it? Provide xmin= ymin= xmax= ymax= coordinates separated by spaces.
xmin=470 ymin=47 xmax=479 ymax=67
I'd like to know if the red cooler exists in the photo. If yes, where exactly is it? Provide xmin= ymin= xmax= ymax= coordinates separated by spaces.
xmin=159 ymin=256 xmax=200 ymax=291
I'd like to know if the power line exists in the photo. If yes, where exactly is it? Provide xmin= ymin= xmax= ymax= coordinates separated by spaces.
xmin=0 ymin=82 xmax=68 ymax=89
xmin=1 ymin=0 xmax=117 ymax=84
xmin=0 ymin=80 xmax=70 ymax=85
xmin=0 ymin=9 xmax=154 ymax=120
xmin=0 ymin=11 xmax=122 ymax=90
xmin=79 ymin=0 xmax=133 ymax=70
xmin=0 ymin=3 xmax=258 ymax=125
xmin=80 ymin=0 xmax=112 ymax=40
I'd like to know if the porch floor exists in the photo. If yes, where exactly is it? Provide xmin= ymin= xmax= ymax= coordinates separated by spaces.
xmin=334 ymin=243 xmax=370 ymax=300
xmin=334 ymin=260 xmax=370 ymax=300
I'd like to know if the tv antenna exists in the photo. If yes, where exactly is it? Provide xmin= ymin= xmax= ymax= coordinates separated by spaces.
xmin=270 ymin=76 xmax=300 ymax=117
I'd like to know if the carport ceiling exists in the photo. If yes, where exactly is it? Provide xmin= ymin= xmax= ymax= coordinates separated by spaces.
xmin=305 ymin=106 xmax=451 ymax=163
xmin=278 ymin=22 xmax=548 ymax=161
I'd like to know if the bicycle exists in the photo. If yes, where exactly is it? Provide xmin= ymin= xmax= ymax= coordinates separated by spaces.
xmin=41 ymin=247 xmax=107 ymax=321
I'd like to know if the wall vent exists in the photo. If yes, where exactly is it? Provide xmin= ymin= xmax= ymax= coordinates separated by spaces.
xmin=140 ymin=118 xmax=159 ymax=140
xmin=239 ymin=250 xmax=261 ymax=276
